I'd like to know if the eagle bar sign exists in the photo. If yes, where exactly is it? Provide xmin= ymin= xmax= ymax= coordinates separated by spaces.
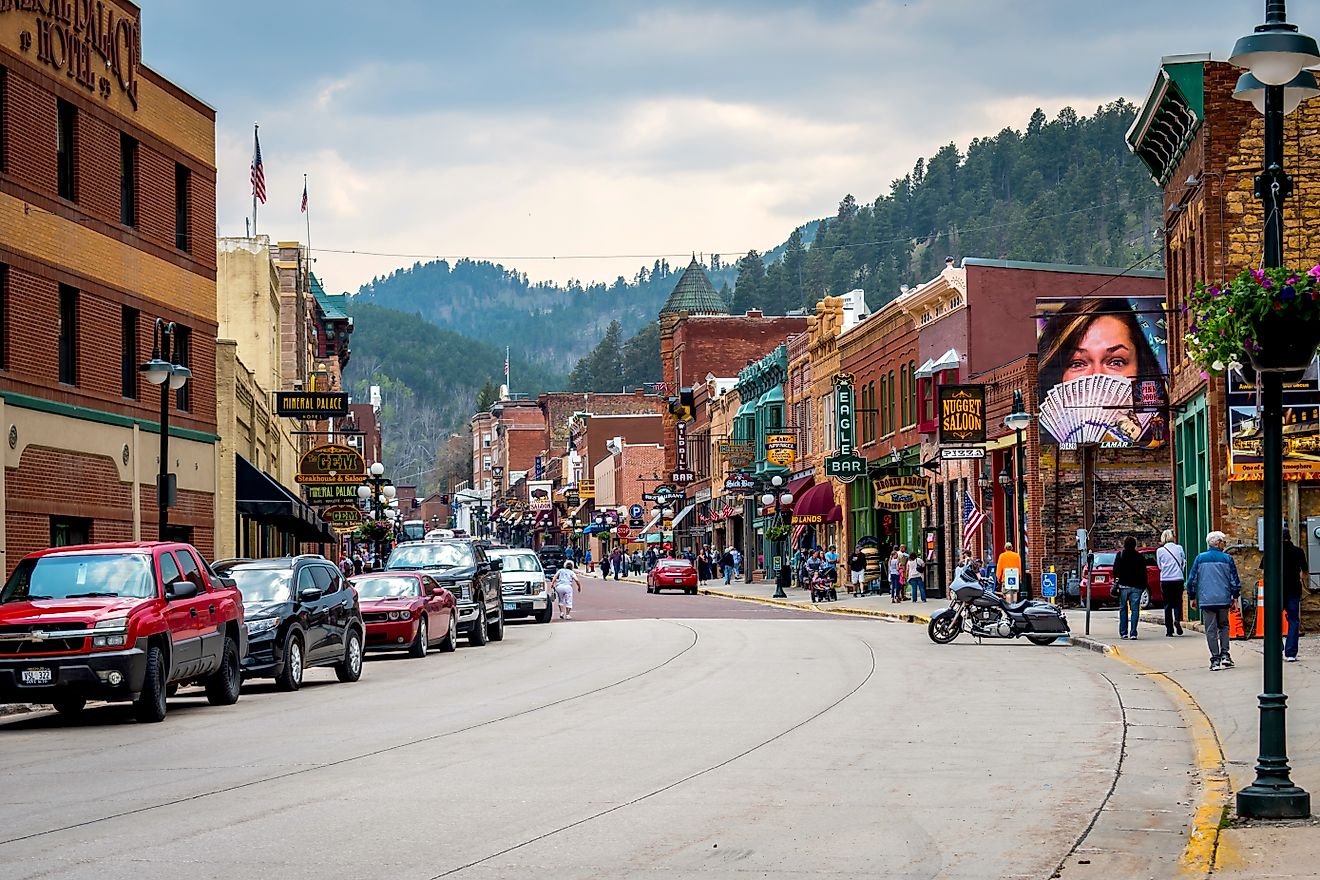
xmin=275 ymin=391 xmax=350 ymax=419
xmin=824 ymin=372 xmax=865 ymax=482
xmin=938 ymin=385 xmax=986 ymax=444
xmin=295 ymin=443 xmax=366 ymax=485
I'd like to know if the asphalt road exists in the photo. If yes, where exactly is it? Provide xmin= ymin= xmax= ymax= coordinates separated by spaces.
xmin=0 ymin=577 xmax=1194 ymax=879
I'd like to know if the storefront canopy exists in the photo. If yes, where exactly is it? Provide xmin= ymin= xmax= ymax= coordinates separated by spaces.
xmin=791 ymin=481 xmax=843 ymax=524
xmin=640 ymin=511 xmax=664 ymax=535
xmin=235 ymin=455 xmax=334 ymax=543
xmin=671 ymin=504 xmax=696 ymax=528
xmin=757 ymin=386 xmax=785 ymax=407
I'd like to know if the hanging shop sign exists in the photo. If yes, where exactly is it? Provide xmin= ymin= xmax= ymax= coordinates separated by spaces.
xmin=274 ymin=391 xmax=349 ymax=419
xmin=295 ymin=443 xmax=366 ymax=485
xmin=578 ymin=479 xmax=596 ymax=500
xmin=765 ymin=433 xmax=797 ymax=468
xmin=528 ymin=480 xmax=553 ymax=511
xmin=938 ymin=385 xmax=986 ymax=444
xmin=940 ymin=446 xmax=986 ymax=460
xmin=322 ymin=505 xmax=363 ymax=532
xmin=672 ymin=420 xmax=695 ymax=483
xmin=824 ymin=373 xmax=865 ymax=482
xmin=824 ymin=454 xmax=867 ymax=482
xmin=1226 ymin=368 xmax=1320 ymax=481
xmin=304 ymin=483 xmax=362 ymax=504
xmin=724 ymin=472 xmax=758 ymax=495
xmin=871 ymin=476 xmax=932 ymax=512
xmin=719 ymin=440 xmax=756 ymax=469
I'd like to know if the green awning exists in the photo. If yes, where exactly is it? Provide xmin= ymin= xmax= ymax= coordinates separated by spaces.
xmin=757 ymin=386 xmax=784 ymax=407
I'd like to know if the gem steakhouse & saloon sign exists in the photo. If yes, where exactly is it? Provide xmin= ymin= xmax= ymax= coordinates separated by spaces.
xmin=295 ymin=443 xmax=366 ymax=485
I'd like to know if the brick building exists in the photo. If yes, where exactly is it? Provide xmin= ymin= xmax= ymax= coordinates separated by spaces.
xmin=0 ymin=1 xmax=220 ymax=563
xmin=1130 ymin=54 xmax=1320 ymax=624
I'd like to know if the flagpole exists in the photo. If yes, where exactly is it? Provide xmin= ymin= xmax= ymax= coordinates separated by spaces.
xmin=252 ymin=124 xmax=259 ymax=236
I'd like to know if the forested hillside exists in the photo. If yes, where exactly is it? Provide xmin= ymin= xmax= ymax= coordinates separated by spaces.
xmin=342 ymin=303 xmax=561 ymax=493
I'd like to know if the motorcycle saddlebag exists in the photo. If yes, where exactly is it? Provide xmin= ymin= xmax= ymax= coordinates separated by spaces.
xmin=1023 ymin=606 xmax=1069 ymax=633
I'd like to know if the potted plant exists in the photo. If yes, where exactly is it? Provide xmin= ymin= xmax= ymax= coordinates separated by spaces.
xmin=1189 ymin=266 xmax=1320 ymax=375
xmin=355 ymin=519 xmax=393 ymax=543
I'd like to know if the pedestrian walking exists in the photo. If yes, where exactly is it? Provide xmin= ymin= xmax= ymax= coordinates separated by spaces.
xmin=611 ymin=548 xmax=624 ymax=581
xmin=847 ymin=545 xmax=867 ymax=596
xmin=1187 ymin=531 xmax=1242 ymax=670
xmin=824 ymin=545 xmax=840 ymax=584
xmin=352 ymin=554 xmax=364 ymax=576
xmin=549 ymin=559 xmax=583 ymax=620
xmin=888 ymin=550 xmax=903 ymax=603
xmin=907 ymin=553 xmax=927 ymax=602
xmin=1283 ymin=527 xmax=1307 ymax=662
xmin=731 ymin=547 xmax=742 ymax=578
xmin=995 ymin=543 xmax=1022 ymax=602
xmin=1156 ymin=529 xmax=1187 ymax=636
xmin=1113 ymin=535 xmax=1148 ymax=640
xmin=719 ymin=547 xmax=735 ymax=584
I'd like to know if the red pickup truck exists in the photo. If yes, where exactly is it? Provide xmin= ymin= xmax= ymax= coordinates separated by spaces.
xmin=0 ymin=542 xmax=247 ymax=722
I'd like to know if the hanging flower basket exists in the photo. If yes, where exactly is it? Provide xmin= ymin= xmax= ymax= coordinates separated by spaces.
xmin=355 ymin=520 xmax=393 ymax=542
xmin=1190 ymin=266 xmax=1320 ymax=375
xmin=766 ymin=523 xmax=792 ymax=542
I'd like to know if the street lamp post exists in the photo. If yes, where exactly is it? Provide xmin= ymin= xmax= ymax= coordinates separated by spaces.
xmin=760 ymin=474 xmax=795 ymax=599
xmin=139 ymin=319 xmax=191 ymax=540
xmin=1005 ymin=389 xmax=1033 ymax=596
xmin=1229 ymin=0 xmax=1317 ymax=820
xmin=357 ymin=461 xmax=391 ymax=567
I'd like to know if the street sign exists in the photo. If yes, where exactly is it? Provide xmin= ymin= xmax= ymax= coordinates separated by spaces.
xmin=824 ymin=453 xmax=866 ymax=482
xmin=295 ymin=443 xmax=366 ymax=485
xmin=1041 ymin=572 xmax=1058 ymax=599
xmin=629 ymin=518 xmax=644 ymax=528
xmin=939 ymin=446 xmax=986 ymax=460
xmin=629 ymin=504 xmax=644 ymax=519
xmin=1004 ymin=568 xmax=1020 ymax=591
xmin=616 ymin=526 xmax=631 ymax=540
xmin=275 ymin=391 xmax=349 ymax=419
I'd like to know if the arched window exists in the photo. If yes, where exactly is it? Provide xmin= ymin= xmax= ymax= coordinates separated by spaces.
xmin=900 ymin=365 xmax=908 ymax=427
xmin=879 ymin=376 xmax=888 ymax=436
xmin=908 ymin=359 xmax=917 ymax=426
xmin=888 ymin=370 xmax=896 ymax=435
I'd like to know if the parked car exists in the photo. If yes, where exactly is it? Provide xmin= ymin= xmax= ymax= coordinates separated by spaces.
xmin=0 ymin=542 xmax=247 ymax=722
xmin=351 ymin=571 xmax=458 ymax=656
xmin=213 ymin=556 xmax=365 ymax=691
xmin=386 ymin=541 xmax=505 ymax=646
xmin=648 ymin=558 xmax=698 ymax=594
xmin=488 ymin=548 xmax=553 ymax=624
xmin=1070 ymin=548 xmax=1163 ymax=609
xmin=537 ymin=544 xmax=566 ymax=576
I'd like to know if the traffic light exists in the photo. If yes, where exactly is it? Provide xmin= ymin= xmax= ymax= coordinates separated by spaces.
xmin=439 ymin=494 xmax=449 ymax=505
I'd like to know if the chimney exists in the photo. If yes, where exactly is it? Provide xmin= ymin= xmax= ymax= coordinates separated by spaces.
xmin=944 ymin=257 xmax=955 ymax=269
xmin=745 ymin=309 xmax=763 ymax=319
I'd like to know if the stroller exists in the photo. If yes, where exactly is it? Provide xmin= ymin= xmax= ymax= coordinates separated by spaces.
xmin=809 ymin=569 xmax=838 ymax=603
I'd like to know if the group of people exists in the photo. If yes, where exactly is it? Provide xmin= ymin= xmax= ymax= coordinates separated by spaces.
xmin=569 ymin=544 xmax=745 ymax=584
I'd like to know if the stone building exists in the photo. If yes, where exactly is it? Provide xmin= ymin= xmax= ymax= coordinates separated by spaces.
xmin=1130 ymin=54 xmax=1320 ymax=622
xmin=0 ymin=2 xmax=220 ymax=562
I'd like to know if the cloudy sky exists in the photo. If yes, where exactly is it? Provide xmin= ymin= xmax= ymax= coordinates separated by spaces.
xmin=145 ymin=0 xmax=1258 ymax=293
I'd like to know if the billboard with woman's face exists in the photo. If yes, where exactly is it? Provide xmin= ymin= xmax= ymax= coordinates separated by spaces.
xmin=1036 ymin=297 xmax=1169 ymax=449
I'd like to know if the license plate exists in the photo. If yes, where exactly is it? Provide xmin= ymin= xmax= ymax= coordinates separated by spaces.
xmin=503 ymin=602 xmax=516 ymax=611
xmin=20 ymin=668 xmax=52 ymax=685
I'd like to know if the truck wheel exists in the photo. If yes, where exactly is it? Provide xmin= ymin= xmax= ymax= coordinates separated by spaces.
xmin=276 ymin=632 xmax=304 ymax=691
xmin=204 ymin=637 xmax=242 ymax=706
xmin=438 ymin=613 xmax=458 ymax=652
xmin=536 ymin=603 xmax=553 ymax=624
xmin=335 ymin=629 xmax=363 ymax=682
xmin=468 ymin=604 xmax=489 ymax=647
xmin=52 ymin=697 xmax=86 ymax=716
xmin=488 ymin=605 xmax=505 ymax=642
xmin=134 ymin=645 xmax=168 ymax=723
xmin=409 ymin=617 xmax=429 ymax=658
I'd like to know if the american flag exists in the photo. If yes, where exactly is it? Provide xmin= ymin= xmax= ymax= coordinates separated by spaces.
xmin=792 ymin=523 xmax=808 ymax=547
xmin=251 ymin=129 xmax=266 ymax=205
xmin=300 ymin=178 xmax=307 ymax=213
xmin=962 ymin=490 xmax=986 ymax=551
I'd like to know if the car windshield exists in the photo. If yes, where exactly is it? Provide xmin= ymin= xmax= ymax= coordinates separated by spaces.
xmin=1 ymin=553 xmax=156 ymax=603
xmin=353 ymin=575 xmax=421 ymax=599
xmin=493 ymin=552 xmax=541 ymax=573
xmin=223 ymin=567 xmax=292 ymax=603
xmin=386 ymin=543 xmax=474 ymax=571
xmin=1092 ymin=552 xmax=1117 ymax=568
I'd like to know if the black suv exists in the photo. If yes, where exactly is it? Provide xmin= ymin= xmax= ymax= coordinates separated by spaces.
xmin=213 ymin=555 xmax=365 ymax=690
xmin=385 ymin=541 xmax=505 ymax=646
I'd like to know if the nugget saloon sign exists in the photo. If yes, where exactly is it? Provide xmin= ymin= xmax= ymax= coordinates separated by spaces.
xmin=938 ymin=385 xmax=986 ymax=444
xmin=871 ymin=476 xmax=931 ymax=512
xmin=295 ymin=443 xmax=366 ymax=484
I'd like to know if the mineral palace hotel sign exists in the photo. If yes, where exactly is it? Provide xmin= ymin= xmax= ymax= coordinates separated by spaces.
xmin=1 ymin=0 xmax=142 ymax=109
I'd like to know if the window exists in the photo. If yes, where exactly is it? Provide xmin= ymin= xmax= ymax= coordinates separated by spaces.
xmin=56 ymin=99 xmax=76 ymax=200
xmin=176 ymin=549 xmax=205 ymax=589
xmin=483 ymin=433 xmax=491 ymax=447
xmin=121 ymin=306 xmax=138 ymax=398
xmin=918 ymin=377 xmax=936 ymax=431
xmin=172 ymin=326 xmax=191 ymax=411
xmin=174 ymin=162 xmax=191 ymax=252
xmin=900 ymin=365 xmax=908 ymax=427
xmin=908 ymin=360 xmax=917 ymax=427
xmin=0 ymin=263 xmax=7 ymax=370
xmin=120 ymin=133 xmax=137 ymax=227
xmin=879 ymin=376 xmax=887 ymax=436
xmin=49 ymin=516 xmax=91 ymax=547
xmin=482 ymin=455 xmax=492 ymax=471
xmin=0 ymin=66 xmax=7 ymax=174
xmin=310 ymin=565 xmax=338 ymax=594
xmin=58 ymin=285 xmax=77 ymax=385
xmin=887 ymin=371 xmax=896 ymax=435
xmin=159 ymin=551 xmax=182 ymax=588
xmin=296 ymin=566 xmax=317 ymax=595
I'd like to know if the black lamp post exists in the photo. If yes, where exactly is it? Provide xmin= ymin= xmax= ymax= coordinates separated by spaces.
xmin=357 ymin=461 xmax=393 ymax=566
xmin=1229 ymin=0 xmax=1316 ymax=820
xmin=1005 ymin=389 xmax=1033 ymax=593
xmin=760 ymin=475 xmax=795 ymax=598
xmin=139 ymin=319 xmax=191 ymax=540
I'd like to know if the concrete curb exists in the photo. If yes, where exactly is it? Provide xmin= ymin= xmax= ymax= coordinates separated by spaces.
xmin=696 ymin=587 xmax=934 ymax=624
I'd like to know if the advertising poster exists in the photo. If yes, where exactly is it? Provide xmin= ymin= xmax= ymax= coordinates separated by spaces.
xmin=1226 ymin=366 xmax=1320 ymax=481
xmin=1036 ymin=297 xmax=1169 ymax=449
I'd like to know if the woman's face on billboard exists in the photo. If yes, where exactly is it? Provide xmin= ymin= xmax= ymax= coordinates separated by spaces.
xmin=1062 ymin=315 xmax=1138 ymax=382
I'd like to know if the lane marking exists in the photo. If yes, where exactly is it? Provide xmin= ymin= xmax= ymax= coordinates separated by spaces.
xmin=0 ymin=622 xmax=703 ymax=848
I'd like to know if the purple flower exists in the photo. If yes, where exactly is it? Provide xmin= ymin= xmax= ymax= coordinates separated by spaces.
xmin=1281 ymin=285 xmax=1297 ymax=299
xmin=1263 ymin=277 xmax=1274 ymax=289
xmin=1309 ymin=265 xmax=1320 ymax=279
xmin=1253 ymin=269 xmax=1267 ymax=282
xmin=1288 ymin=276 xmax=1299 ymax=286
xmin=1200 ymin=371 xmax=1210 ymax=380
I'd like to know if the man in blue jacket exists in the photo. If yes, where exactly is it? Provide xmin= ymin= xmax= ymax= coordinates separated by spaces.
xmin=1187 ymin=531 xmax=1242 ymax=671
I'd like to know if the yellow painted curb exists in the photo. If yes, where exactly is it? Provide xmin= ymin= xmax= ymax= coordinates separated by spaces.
xmin=1100 ymin=644 xmax=1233 ymax=877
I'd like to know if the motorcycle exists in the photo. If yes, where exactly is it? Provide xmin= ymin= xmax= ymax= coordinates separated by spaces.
xmin=927 ymin=564 xmax=1069 ymax=646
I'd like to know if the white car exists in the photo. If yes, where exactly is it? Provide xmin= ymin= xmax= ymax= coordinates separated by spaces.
xmin=488 ymin=549 xmax=553 ymax=624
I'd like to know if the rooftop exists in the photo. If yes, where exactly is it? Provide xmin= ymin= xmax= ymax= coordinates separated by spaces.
xmin=660 ymin=258 xmax=729 ymax=316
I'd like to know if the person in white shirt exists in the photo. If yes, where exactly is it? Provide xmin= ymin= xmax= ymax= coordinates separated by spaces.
xmin=906 ymin=554 xmax=927 ymax=602
xmin=1156 ymin=529 xmax=1187 ymax=636
xmin=549 ymin=560 xmax=583 ymax=620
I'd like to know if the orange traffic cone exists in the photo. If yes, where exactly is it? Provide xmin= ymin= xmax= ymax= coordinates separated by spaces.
xmin=1253 ymin=580 xmax=1266 ymax=638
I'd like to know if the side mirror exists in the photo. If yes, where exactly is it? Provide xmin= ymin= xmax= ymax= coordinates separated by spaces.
xmin=431 ymin=587 xmax=446 ymax=597
xmin=166 ymin=579 xmax=199 ymax=601
xmin=490 ymin=558 xmax=503 ymax=571
xmin=299 ymin=587 xmax=324 ymax=603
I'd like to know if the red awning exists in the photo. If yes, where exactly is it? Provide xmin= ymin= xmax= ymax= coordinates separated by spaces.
xmin=791 ymin=481 xmax=843 ymax=524
xmin=786 ymin=474 xmax=815 ymax=499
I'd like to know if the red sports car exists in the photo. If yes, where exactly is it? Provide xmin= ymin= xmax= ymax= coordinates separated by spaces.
xmin=351 ymin=572 xmax=458 ymax=657
xmin=647 ymin=559 xmax=698 ymax=595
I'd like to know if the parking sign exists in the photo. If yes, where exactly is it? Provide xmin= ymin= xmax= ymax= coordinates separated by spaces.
xmin=1041 ymin=572 xmax=1058 ymax=599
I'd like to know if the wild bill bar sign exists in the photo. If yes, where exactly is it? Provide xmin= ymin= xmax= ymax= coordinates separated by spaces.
xmin=938 ymin=385 xmax=986 ymax=445
xmin=275 ymin=391 xmax=350 ymax=419
xmin=824 ymin=372 xmax=865 ymax=482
